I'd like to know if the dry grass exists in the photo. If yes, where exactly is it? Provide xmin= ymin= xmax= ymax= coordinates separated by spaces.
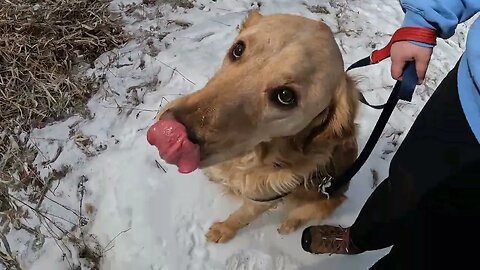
xmin=0 ymin=0 xmax=128 ymax=131
xmin=0 ymin=1 xmax=128 ymax=268
xmin=0 ymin=0 xmax=128 ymax=195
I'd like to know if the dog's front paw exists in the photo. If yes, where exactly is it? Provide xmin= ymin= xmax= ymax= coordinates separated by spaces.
xmin=277 ymin=219 xmax=302 ymax=235
xmin=206 ymin=222 xmax=237 ymax=243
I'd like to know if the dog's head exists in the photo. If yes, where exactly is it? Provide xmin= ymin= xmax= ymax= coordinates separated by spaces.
xmin=151 ymin=11 xmax=358 ymax=171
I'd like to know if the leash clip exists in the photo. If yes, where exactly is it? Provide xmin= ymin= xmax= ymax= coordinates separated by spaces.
xmin=318 ymin=175 xmax=333 ymax=199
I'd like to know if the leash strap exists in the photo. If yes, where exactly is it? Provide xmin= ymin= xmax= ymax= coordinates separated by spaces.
xmin=348 ymin=27 xmax=437 ymax=109
xmin=322 ymin=27 xmax=437 ymax=196
xmin=370 ymin=27 xmax=437 ymax=64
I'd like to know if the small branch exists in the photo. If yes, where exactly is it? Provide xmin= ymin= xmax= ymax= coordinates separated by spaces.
xmin=0 ymin=232 xmax=12 ymax=255
xmin=19 ymin=222 xmax=37 ymax=235
xmin=209 ymin=19 xmax=231 ymax=27
xmin=43 ymin=195 xmax=80 ymax=217
xmin=41 ymin=211 xmax=76 ymax=226
xmin=102 ymin=105 xmax=159 ymax=112
xmin=103 ymin=228 xmax=131 ymax=253
xmin=36 ymin=178 xmax=53 ymax=210
xmin=159 ymin=96 xmax=170 ymax=109
xmin=27 ymin=138 xmax=51 ymax=167
xmin=0 ymin=142 xmax=12 ymax=173
xmin=39 ymin=221 xmax=73 ymax=269
xmin=155 ymin=160 xmax=166 ymax=173
xmin=78 ymin=176 xmax=87 ymax=227
xmin=157 ymin=60 xmax=196 ymax=85
xmin=40 ymin=144 xmax=63 ymax=166
xmin=8 ymin=194 xmax=70 ymax=236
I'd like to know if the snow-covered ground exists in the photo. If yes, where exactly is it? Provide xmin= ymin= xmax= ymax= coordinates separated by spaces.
xmin=7 ymin=0 xmax=472 ymax=269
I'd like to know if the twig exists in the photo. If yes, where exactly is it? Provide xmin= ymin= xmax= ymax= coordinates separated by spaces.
xmin=8 ymin=148 xmax=57 ymax=197
xmin=8 ymin=194 xmax=70 ymax=236
xmin=96 ymin=59 xmax=118 ymax=78
xmin=38 ymin=221 xmax=73 ymax=269
xmin=155 ymin=160 xmax=167 ymax=173
xmin=78 ymin=176 xmax=86 ymax=227
xmin=43 ymin=195 xmax=80 ymax=217
xmin=28 ymin=137 xmax=68 ymax=142
xmin=103 ymin=228 xmax=131 ymax=253
xmin=40 ymin=145 xmax=63 ymax=166
xmin=0 ymin=232 xmax=12 ymax=255
xmin=41 ymin=211 xmax=76 ymax=226
xmin=160 ymin=96 xmax=170 ymax=107
xmin=209 ymin=19 xmax=231 ymax=27
xmin=0 ymin=141 xmax=12 ymax=173
xmin=36 ymin=178 xmax=53 ymax=210
xmin=157 ymin=60 xmax=196 ymax=85
xmin=9 ymin=196 xmax=75 ymax=268
xmin=19 ymin=222 xmax=37 ymax=235
xmin=53 ymin=178 xmax=61 ymax=193
xmin=102 ymin=105 xmax=159 ymax=112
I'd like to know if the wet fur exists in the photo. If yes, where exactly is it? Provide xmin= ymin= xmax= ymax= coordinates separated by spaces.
xmin=156 ymin=11 xmax=360 ymax=243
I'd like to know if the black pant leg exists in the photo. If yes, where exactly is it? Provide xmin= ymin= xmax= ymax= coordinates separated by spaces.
xmin=349 ymin=59 xmax=480 ymax=251
xmin=371 ymin=161 xmax=480 ymax=270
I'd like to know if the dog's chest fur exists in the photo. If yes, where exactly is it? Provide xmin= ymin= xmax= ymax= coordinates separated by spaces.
xmin=202 ymin=141 xmax=335 ymax=198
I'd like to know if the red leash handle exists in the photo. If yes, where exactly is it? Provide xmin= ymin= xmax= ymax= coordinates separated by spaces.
xmin=370 ymin=27 xmax=437 ymax=64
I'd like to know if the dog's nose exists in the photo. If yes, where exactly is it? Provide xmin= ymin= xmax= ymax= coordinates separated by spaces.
xmin=301 ymin=226 xmax=312 ymax=252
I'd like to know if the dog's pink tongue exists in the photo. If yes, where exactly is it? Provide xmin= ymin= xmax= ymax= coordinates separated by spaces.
xmin=147 ymin=119 xmax=200 ymax=174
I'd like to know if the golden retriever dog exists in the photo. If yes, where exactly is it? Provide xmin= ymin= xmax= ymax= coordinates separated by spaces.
xmin=150 ymin=11 xmax=359 ymax=243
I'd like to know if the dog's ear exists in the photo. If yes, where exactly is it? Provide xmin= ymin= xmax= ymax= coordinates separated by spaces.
xmin=241 ymin=10 xmax=263 ymax=31
xmin=323 ymin=74 xmax=359 ymax=139
xmin=294 ymin=73 xmax=359 ymax=152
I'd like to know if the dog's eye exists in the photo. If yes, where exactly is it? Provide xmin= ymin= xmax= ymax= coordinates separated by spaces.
xmin=270 ymin=87 xmax=297 ymax=107
xmin=231 ymin=41 xmax=245 ymax=59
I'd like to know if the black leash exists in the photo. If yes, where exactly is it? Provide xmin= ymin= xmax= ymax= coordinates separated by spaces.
xmin=319 ymin=60 xmax=419 ymax=197
xmin=347 ymin=56 xmax=386 ymax=109
xmin=318 ymin=26 xmax=439 ymax=197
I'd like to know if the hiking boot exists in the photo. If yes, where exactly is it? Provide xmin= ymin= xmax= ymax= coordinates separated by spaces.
xmin=301 ymin=225 xmax=363 ymax=255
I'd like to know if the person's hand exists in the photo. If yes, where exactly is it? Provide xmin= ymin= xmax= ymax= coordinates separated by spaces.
xmin=390 ymin=41 xmax=433 ymax=85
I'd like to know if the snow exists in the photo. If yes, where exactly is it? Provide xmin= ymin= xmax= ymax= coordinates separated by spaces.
xmin=6 ymin=0 xmax=472 ymax=269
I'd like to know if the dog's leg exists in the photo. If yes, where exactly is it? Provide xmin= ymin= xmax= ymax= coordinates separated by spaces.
xmin=206 ymin=199 xmax=274 ymax=243
xmin=278 ymin=195 xmax=346 ymax=235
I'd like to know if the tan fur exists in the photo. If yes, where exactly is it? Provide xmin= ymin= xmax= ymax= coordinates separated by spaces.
xmin=156 ymin=11 xmax=360 ymax=243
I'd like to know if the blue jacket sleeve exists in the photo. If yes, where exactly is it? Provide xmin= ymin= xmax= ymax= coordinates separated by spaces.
xmin=400 ymin=0 xmax=480 ymax=39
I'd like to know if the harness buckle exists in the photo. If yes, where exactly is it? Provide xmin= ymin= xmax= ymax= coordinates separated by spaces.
xmin=318 ymin=175 xmax=333 ymax=199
